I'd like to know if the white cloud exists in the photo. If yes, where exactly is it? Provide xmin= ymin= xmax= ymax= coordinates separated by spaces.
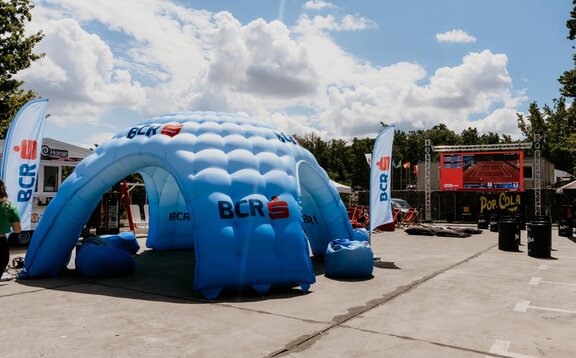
xmin=436 ymin=29 xmax=476 ymax=43
xmin=19 ymin=18 xmax=146 ymax=127
xmin=470 ymin=108 xmax=523 ymax=139
xmin=21 ymin=18 xmax=145 ymax=105
xmin=407 ymin=50 xmax=513 ymax=112
xmin=309 ymin=49 xmax=525 ymax=138
xmin=205 ymin=14 xmax=318 ymax=98
xmin=303 ymin=0 xmax=336 ymax=11
xmin=294 ymin=14 xmax=377 ymax=33
xmin=20 ymin=0 xmax=526 ymax=147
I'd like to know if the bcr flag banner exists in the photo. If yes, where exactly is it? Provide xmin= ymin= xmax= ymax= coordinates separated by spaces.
xmin=369 ymin=125 xmax=395 ymax=232
xmin=1 ymin=99 xmax=49 ymax=230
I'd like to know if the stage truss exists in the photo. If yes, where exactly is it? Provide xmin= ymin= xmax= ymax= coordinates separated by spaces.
xmin=424 ymin=141 xmax=540 ymax=221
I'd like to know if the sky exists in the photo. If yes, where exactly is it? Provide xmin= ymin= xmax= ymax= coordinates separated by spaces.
xmin=17 ymin=0 xmax=575 ymax=148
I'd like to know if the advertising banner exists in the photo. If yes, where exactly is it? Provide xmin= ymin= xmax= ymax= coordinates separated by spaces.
xmin=1 ymin=99 xmax=49 ymax=230
xmin=369 ymin=125 xmax=395 ymax=232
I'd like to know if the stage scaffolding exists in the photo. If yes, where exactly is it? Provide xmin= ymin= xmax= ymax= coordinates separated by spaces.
xmin=424 ymin=141 xmax=540 ymax=222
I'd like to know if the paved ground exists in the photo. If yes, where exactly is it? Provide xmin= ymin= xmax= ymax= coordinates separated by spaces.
xmin=1 ymin=226 xmax=575 ymax=357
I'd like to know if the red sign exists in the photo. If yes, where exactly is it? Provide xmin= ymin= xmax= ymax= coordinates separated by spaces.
xmin=161 ymin=123 xmax=183 ymax=137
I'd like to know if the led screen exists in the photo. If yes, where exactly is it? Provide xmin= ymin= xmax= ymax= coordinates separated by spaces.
xmin=440 ymin=151 xmax=523 ymax=191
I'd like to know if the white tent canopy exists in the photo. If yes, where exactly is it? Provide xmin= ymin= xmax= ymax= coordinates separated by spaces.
xmin=556 ymin=179 xmax=576 ymax=194
xmin=555 ymin=169 xmax=574 ymax=183
xmin=330 ymin=180 xmax=352 ymax=194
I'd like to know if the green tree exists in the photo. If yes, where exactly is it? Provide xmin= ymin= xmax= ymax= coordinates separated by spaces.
xmin=391 ymin=130 xmax=408 ymax=190
xmin=501 ymin=134 xmax=513 ymax=144
xmin=559 ymin=0 xmax=576 ymax=98
xmin=516 ymin=102 xmax=546 ymax=142
xmin=348 ymin=137 xmax=374 ymax=190
xmin=537 ymin=1 xmax=576 ymax=174
xmin=478 ymin=132 xmax=502 ymax=145
xmin=500 ymin=2 xmax=576 ymax=176
xmin=0 ymin=0 xmax=44 ymax=137
xmin=543 ymin=98 xmax=576 ymax=172
xmin=326 ymin=138 xmax=351 ymax=185
xmin=460 ymin=127 xmax=480 ymax=145
xmin=403 ymin=124 xmax=459 ymax=165
xmin=425 ymin=124 xmax=459 ymax=147
xmin=294 ymin=133 xmax=330 ymax=169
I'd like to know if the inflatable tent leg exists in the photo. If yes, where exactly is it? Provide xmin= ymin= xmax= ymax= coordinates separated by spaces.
xmin=252 ymin=284 xmax=271 ymax=296
xmin=299 ymin=283 xmax=310 ymax=294
xmin=200 ymin=288 xmax=222 ymax=300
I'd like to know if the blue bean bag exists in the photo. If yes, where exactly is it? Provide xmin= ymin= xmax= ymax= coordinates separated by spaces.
xmin=75 ymin=237 xmax=136 ymax=278
xmin=95 ymin=232 xmax=140 ymax=255
xmin=353 ymin=228 xmax=370 ymax=242
xmin=325 ymin=239 xmax=374 ymax=278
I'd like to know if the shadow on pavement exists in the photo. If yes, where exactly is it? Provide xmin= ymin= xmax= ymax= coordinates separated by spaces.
xmin=373 ymin=261 xmax=401 ymax=270
xmin=14 ymin=249 xmax=335 ymax=303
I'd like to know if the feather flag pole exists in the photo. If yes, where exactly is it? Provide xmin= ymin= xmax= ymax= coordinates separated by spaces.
xmin=1 ymin=99 xmax=49 ymax=230
xmin=369 ymin=125 xmax=395 ymax=235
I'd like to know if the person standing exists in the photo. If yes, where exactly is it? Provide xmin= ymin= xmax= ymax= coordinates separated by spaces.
xmin=0 ymin=179 xmax=21 ymax=281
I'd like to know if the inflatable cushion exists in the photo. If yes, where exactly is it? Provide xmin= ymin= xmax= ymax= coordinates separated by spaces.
xmin=75 ymin=243 xmax=136 ymax=278
xmin=447 ymin=227 xmax=482 ymax=235
xmin=93 ymin=232 xmax=141 ymax=255
xmin=435 ymin=228 xmax=471 ymax=238
xmin=353 ymin=228 xmax=370 ymax=242
xmin=325 ymin=239 xmax=373 ymax=278
xmin=404 ymin=226 xmax=436 ymax=236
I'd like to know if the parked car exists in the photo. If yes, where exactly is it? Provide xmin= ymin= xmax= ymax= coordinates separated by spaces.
xmin=391 ymin=198 xmax=418 ymax=223
xmin=391 ymin=198 xmax=413 ymax=214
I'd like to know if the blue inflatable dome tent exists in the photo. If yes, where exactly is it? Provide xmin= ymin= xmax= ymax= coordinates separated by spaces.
xmin=22 ymin=112 xmax=354 ymax=298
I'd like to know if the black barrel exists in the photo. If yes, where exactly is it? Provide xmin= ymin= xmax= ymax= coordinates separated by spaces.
xmin=534 ymin=215 xmax=551 ymax=222
xmin=515 ymin=213 xmax=526 ymax=231
xmin=498 ymin=216 xmax=520 ymax=251
xmin=478 ymin=214 xmax=488 ymax=229
xmin=489 ymin=214 xmax=499 ymax=232
xmin=558 ymin=219 xmax=573 ymax=238
xmin=527 ymin=218 xmax=552 ymax=258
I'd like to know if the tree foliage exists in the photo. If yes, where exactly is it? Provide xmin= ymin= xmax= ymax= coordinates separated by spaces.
xmin=0 ymin=0 xmax=44 ymax=138
xmin=515 ymin=1 xmax=576 ymax=174
xmin=295 ymin=126 xmax=519 ymax=192
xmin=559 ymin=0 xmax=576 ymax=98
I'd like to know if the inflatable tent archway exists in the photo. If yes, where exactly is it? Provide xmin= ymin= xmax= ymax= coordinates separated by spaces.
xmin=23 ymin=112 xmax=354 ymax=298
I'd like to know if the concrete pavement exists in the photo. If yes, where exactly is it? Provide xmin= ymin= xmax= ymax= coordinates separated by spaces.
xmin=1 ymin=226 xmax=575 ymax=357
